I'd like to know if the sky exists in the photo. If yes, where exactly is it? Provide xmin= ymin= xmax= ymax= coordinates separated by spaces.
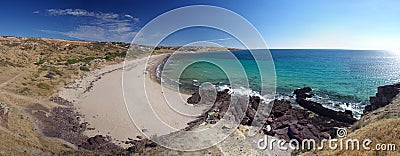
xmin=1 ymin=0 xmax=399 ymax=49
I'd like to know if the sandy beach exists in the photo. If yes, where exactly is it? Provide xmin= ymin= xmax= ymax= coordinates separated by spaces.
xmin=58 ymin=54 xmax=207 ymax=146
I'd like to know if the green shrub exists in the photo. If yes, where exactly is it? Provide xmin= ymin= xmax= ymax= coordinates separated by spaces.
xmin=17 ymin=87 xmax=30 ymax=95
xmin=67 ymin=59 xmax=80 ymax=64
xmin=104 ymin=51 xmax=127 ymax=60
xmin=82 ymin=57 xmax=95 ymax=64
xmin=37 ymin=83 xmax=50 ymax=90
xmin=79 ymin=66 xmax=90 ymax=71
xmin=34 ymin=59 xmax=45 ymax=65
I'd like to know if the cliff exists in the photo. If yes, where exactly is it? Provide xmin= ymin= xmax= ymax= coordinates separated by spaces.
xmin=364 ymin=82 xmax=400 ymax=113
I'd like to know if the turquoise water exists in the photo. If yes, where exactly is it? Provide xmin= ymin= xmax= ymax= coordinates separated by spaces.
xmin=160 ymin=49 xmax=400 ymax=117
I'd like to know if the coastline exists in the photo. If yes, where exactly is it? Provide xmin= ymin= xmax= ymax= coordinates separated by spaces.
xmin=46 ymin=49 xmax=400 ymax=154
xmin=56 ymin=53 xmax=204 ymax=148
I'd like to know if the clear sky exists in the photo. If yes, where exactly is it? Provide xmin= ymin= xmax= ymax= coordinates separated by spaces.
xmin=1 ymin=0 xmax=399 ymax=49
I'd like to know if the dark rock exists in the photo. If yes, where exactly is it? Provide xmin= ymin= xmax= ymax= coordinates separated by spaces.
xmin=186 ymin=88 xmax=352 ymax=143
xmin=293 ymin=87 xmax=313 ymax=99
xmin=296 ymin=99 xmax=356 ymax=124
xmin=264 ymin=100 xmax=350 ymax=142
xmin=49 ymin=97 xmax=73 ymax=106
xmin=80 ymin=135 xmax=124 ymax=153
xmin=294 ymin=87 xmax=357 ymax=124
xmin=187 ymin=92 xmax=201 ymax=104
xmin=31 ymin=106 xmax=124 ymax=153
xmin=125 ymin=138 xmax=157 ymax=153
xmin=364 ymin=83 xmax=400 ymax=114
xmin=44 ymin=71 xmax=56 ymax=79
xmin=250 ymin=96 xmax=261 ymax=110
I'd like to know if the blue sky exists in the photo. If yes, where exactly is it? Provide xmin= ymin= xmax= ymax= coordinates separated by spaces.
xmin=1 ymin=0 xmax=399 ymax=49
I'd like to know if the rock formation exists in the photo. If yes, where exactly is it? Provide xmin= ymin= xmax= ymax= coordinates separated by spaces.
xmin=30 ymin=105 xmax=124 ymax=154
xmin=263 ymin=99 xmax=348 ymax=141
xmin=187 ymin=92 xmax=201 ymax=104
xmin=364 ymin=82 xmax=400 ymax=113
xmin=294 ymin=87 xmax=357 ymax=124
xmin=186 ymin=88 xmax=353 ymax=142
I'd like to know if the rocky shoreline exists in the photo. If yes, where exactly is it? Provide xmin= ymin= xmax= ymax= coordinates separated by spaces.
xmin=185 ymin=84 xmax=400 ymax=142
xmin=186 ymin=87 xmax=354 ymax=142
xmin=125 ymin=81 xmax=400 ymax=154
xmin=293 ymin=87 xmax=357 ymax=124
xmin=28 ymin=104 xmax=125 ymax=154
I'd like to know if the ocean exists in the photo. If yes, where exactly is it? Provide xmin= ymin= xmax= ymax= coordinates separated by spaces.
xmin=159 ymin=49 xmax=400 ymax=118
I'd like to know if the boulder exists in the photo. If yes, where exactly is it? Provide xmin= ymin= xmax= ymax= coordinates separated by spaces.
xmin=187 ymin=92 xmax=201 ymax=104
xmin=293 ymin=87 xmax=312 ymax=99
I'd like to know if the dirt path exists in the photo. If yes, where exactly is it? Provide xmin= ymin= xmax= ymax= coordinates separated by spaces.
xmin=0 ymin=68 xmax=60 ymax=108
xmin=0 ymin=69 xmax=28 ymax=88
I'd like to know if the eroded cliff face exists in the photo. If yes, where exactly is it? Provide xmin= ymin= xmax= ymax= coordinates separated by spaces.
xmin=356 ymin=83 xmax=400 ymax=129
xmin=364 ymin=83 xmax=400 ymax=114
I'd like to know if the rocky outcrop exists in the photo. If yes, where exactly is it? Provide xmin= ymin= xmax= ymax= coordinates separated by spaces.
xmin=80 ymin=135 xmax=122 ymax=152
xmin=263 ymin=99 xmax=348 ymax=141
xmin=186 ymin=88 xmax=351 ymax=142
xmin=187 ymin=92 xmax=201 ymax=104
xmin=364 ymin=83 xmax=400 ymax=114
xmin=49 ymin=97 xmax=73 ymax=106
xmin=30 ymin=105 xmax=125 ymax=154
xmin=125 ymin=138 xmax=157 ymax=153
xmin=0 ymin=102 xmax=9 ymax=128
xmin=294 ymin=87 xmax=357 ymax=124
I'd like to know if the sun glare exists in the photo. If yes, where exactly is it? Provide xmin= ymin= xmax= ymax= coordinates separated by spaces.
xmin=388 ymin=49 xmax=400 ymax=56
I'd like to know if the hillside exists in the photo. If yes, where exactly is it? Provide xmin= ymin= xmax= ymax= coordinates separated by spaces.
xmin=0 ymin=36 xmax=134 ymax=155
xmin=0 ymin=36 xmax=244 ymax=155
xmin=0 ymin=36 xmax=399 ymax=155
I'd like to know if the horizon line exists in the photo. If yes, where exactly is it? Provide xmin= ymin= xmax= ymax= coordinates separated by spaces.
xmin=0 ymin=35 xmax=394 ymax=51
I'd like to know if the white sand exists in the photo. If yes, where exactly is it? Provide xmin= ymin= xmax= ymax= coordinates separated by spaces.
xmin=59 ymin=55 xmax=208 ymax=146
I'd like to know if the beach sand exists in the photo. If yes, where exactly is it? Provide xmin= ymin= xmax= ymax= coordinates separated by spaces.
xmin=59 ymin=54 xmax=207 ymax=146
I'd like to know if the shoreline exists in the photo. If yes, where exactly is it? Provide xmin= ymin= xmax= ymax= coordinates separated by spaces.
xmin=48 ymin=49 xmax=399 ymax=153
xmin=56 ymin=53 xmax=205 ymax=148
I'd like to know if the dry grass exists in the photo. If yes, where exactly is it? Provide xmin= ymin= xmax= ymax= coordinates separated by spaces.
xmin=0 ymin=96 xmax=76 ymax=155
xmin=302 ymin=95 xmax=400 ymax=156
xmin=0 ymin=36 xmax=133 ymax=97
xmin=0 ymin=37 xmax=132 ymax=155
